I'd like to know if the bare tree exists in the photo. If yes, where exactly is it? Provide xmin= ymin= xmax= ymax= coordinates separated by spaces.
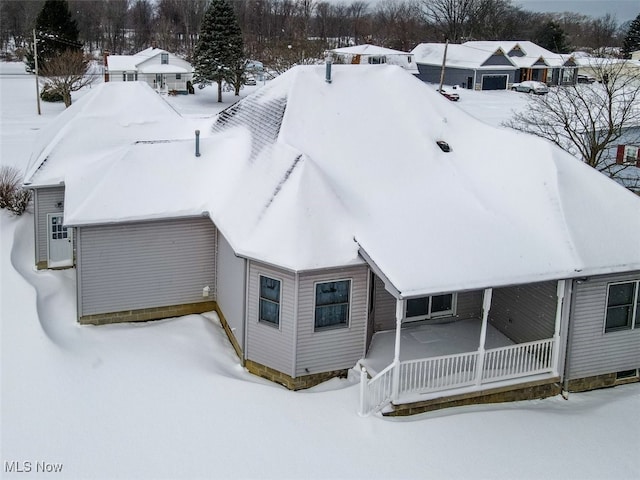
xmin=40 ymin=50 xmax=94 ymax=107
xmin=421 ymin=0 xmax=477 ymax=42
xmin=504 ymin=60 xmax=640 ymax=192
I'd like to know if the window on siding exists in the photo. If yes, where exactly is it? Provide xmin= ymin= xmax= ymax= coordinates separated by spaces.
xmin=315 ymin=280 xmax=351 ymax=330
xmin=406 ymin=294 xmax=455 ymax=321
xmin=176 ymin=73 xmax=181 ymax=79
xmin=605 ymin=281 xmax=639 ymax=332
xmin=259 ymin=276 xmax=280 ymax=326
xmin=616 ymin=145 xmax=639 ymax=165
xmin=161 ymin=53 xmax=169 ymax=64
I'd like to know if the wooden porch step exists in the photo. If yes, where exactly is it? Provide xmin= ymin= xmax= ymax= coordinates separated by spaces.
xmin=384 ymin=377 xmax=561 ymax=417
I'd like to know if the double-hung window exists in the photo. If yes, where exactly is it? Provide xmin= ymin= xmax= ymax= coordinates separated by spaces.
xmin=314 ymin=280 xmax=351 ymax=330
xmin=161 ymin=53 xmax=169 ymax=64
xmin=604 ymin=281 xmax=640 ymax=332
xmin=259 ymin=275 xmax=281 ymax=327
xmin=406 ymin=293 xmax=455 ymax=321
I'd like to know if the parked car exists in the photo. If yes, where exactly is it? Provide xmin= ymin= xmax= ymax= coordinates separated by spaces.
xmin=436 ymin=88 xmax=460 ymax=101
xmin=577 ymin=74 xmax=596 ymax=84
xmin=244 ymin=75 xmax=257 ymax=86
xmin=511 ymin=81 xmax=549 ymax=95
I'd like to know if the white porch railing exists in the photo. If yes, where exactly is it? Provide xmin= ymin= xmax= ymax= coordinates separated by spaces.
xmin=482 ymin=338 xmax=554 ymax=382
xmin=360 ymin=337 xmax=556 ymax=416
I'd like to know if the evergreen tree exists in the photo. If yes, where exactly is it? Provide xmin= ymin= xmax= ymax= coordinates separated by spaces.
xmin=622 ymin=13 xmax=640 ymax=59
xmin=534 ymin=20 xmax=569 ymax=53
xmin=192 ymin=0 xmax=244 ymax=102
xmin=25 ymin=0 xmax=82 ymax=73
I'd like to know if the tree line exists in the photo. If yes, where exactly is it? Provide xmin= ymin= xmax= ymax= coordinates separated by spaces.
xmin=0 ymin=0 xmax=636 ymax=66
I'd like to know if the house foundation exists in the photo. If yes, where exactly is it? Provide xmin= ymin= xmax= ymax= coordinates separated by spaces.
xmin=244 ymin=359 xmax=348 ymax=390
xmin=384 ymin=377 xmax=562 ymax=416
xmin=79 ymin=301 xmax=217 ymax=325
xmin=567 ymin=371 xmax=640 ymax=392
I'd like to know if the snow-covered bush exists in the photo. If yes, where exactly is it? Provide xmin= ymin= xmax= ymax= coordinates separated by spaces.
xmin=0 ymin=166 xmax=31 ymax=215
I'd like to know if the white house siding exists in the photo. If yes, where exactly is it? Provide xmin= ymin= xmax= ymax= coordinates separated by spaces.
xmin=246 ymin=261 xmax=296 ymax=377
xmin=567 ymin=271 xmax=640 ymax=379
xmin=295 ymin=265 xmax=369 ymax=377
xmin=216 ymin=232 xmax=246 ymax=352
xmin=33 ymin=186 xmax=65 ymax=265
xmin=489 ymin=281 xmax=557 ymax=343
xmin=77 ymin=217 xmax=216 ymax=316
xmin=373 ymin=274 xmax=483 ymax=332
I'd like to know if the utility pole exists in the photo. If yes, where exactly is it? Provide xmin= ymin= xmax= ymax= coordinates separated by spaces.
xmin=438 ymin=38 xmax=449 ymax=92
xmin=33 ymin=29 xmax=41 ymax=115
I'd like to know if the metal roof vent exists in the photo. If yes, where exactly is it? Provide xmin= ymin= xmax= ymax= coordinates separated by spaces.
xmin=436 ymin=140 xmax=451 ymax=152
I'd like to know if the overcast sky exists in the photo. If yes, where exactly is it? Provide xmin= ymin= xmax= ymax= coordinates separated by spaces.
xmin=513 ymin=0 xmax=638 ymax=23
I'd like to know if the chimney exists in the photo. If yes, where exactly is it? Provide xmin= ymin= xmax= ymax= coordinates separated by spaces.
xmin=151 ymin=40 xmax=157 ymax=49
xmin=103 ymin=50 xmax=110 ymax=82
xmin=195 ymin=130 xmax=201 ymax=157
xmin=325 ymin=57 xmax=332 ymax=84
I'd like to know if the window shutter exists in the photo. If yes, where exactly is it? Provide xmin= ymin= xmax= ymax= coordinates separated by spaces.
xmin=616 ymin=145 xmax=625 ymax=164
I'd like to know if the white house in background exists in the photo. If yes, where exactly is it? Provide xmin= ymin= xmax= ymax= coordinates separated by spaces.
xmin=329 ymin=44 xmax=417 ymax=72
xmin=104 ymin=46 xmax=194 ymax=93
xmin=24 ymin=66 xmax=640 ymax=416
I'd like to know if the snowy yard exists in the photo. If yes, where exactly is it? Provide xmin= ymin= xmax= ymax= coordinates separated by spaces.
xmin=1 ymin=62 xmax=639 ymax=479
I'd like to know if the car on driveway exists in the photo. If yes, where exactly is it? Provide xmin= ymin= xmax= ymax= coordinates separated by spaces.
xmin=436 ymin=88 xmax=460 ymax=101
xmin=511 ymin=81 xmax=549 ymax=94
xmin=577 ymin=74 xmax=596 ymax=84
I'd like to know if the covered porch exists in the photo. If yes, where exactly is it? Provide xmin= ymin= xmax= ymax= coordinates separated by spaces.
xmin=359 ymin=281 xmax=567 ymax=415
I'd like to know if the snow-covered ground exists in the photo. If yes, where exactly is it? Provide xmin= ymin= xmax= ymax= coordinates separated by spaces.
xmin=1 ymin=62 xmax=639 ymax=480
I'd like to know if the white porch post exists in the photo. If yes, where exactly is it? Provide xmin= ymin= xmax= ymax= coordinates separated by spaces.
xmin=475 ymin=288 xmax=493 ymax=386
xmin=552 ymin=280 xmax=566 ymax=375
xmin=391 ymin=298 xmax=404 ymax=402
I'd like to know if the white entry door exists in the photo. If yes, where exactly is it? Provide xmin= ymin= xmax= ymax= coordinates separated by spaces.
xmin=47 ymin=213 xmax=73 ymax=268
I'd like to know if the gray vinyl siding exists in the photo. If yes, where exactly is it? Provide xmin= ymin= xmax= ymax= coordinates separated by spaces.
xmin=481 ymin=54 xmax=513 ymax=67
xmin=34 ymin=186 xmax=65 ymax=264
xmin=416 ymin=64 xmax=474 ymax=88
xmin=295 ymin=265 xmax=369 ymax=377
xmin=246 ymin=261 xmax=295 ymax=376
xmin=489 ymin=281 xmax=557 ymax=343
xmin=77 ymin=217 xmax=216 ymax=316
xmin=567 ymin=271 xmax=640 ymax=379
xmin=373 ymin=275 xmax=396 ymax=331
xmin=216 ymin=232 xmax=246 ymax=352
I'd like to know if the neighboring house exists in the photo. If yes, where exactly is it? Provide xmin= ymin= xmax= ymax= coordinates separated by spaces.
xmin=413 ymin=41 xmax=577 ymax=89
xmin=411 ymin=43 xmax=517 ymax=90
xmin=104 ymin=46 xmax=194 ymax=93
xmin=329 ymin=44 xmax=417 ymax=73
xmin=24 ymin=65 xmax=640 ymax=416
xmin=611 ymin=126 xmax=640 ymax=194
xmin=464 ymin=41 xmax=578 ymax=86
xmin=574 ymin=55 xmax=640 ymax=82
xmin=631 ymin=51 xmax=640 ymax=61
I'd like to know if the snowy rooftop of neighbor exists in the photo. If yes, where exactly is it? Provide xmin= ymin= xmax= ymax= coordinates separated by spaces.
xmin=411 ymin=43 xmax=516 ymax=69
xmin=463 ymin=41 xmax=575 ymax=68
xmin=331 ymin=44 xmax=412 ymax=56
xmin=106 ymin=47 xmax=191 ymax=72
xmin=30 ymin=65 xmax=640 ymax=297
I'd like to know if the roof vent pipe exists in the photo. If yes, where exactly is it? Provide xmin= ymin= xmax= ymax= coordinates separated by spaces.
xmin=325 ymin=57 xmax=332 ymax=84
xmin=195 ymin=130 xmax=201 ymax=157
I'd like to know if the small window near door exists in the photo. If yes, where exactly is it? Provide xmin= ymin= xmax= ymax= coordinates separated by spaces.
xmin=406 ymin=293 xmax=455 ymax=321
xmin=259 ymin=275 xmax=281 ymax=327
xmin=176 ymin=73 xmax=181 ymax=80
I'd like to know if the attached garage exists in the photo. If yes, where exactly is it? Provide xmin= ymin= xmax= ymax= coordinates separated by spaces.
xmin=481 ymin=74 xmax=508 ymax=90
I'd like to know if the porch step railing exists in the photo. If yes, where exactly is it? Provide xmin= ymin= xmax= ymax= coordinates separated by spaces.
xmin=360 ymin=338 xmax=556 ymax=415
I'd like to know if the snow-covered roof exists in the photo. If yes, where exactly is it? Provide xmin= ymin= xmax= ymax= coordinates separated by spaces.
xmin=31 ymin=65 xmax=640 ymax=297
xmin=23 ymin=82 xmax=206 ymax=187
xmin=463 ymin=41 xmax=574 ymax=68
xmin=105 ymin=55 xmax=139 ymax=71
xmin=412 ymin=43 xmax=516 ymax=69
xmin=332 ymin=44 xmax=411 ymax=56
xmin=106 ymin=47 xmax=191 ymax=73
xmin=138 ymin=64 xmax=190 ymax=74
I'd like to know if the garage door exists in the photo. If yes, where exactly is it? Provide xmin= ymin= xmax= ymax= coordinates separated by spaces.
xmin=481 ymin=75 xmax=508 ymax=90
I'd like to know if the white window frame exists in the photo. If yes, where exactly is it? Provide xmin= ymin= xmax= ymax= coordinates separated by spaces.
xmin=161 ymin=53 xmax=169 ymax=65
xmin=603 ymin=280 xmax=639 ymax=333
xmin=313 ymin=278 xmax=352 ymax=332
xmin=623 ymin=145 xmax=638 ymax=165
xmin=258 ymin=274 xmax=282 ymax=328
xmin=405 ymin=293 xmax=457 ymax=322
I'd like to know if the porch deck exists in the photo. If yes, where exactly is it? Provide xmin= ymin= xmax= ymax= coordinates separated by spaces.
xmin=358 ymin=318 xmax=557 ymax=415
xmin=362 ymin=318 xmax=513 ymax=375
